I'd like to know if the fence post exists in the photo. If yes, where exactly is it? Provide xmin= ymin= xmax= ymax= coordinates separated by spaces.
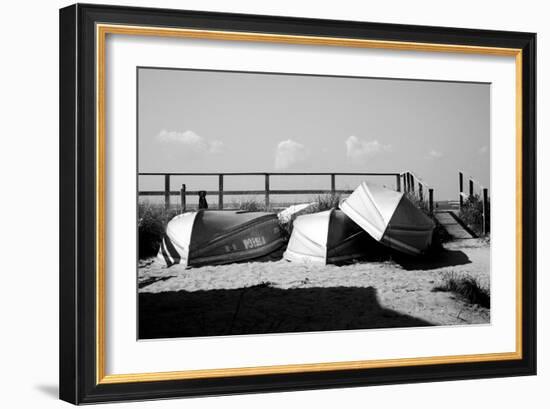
xmin=180 ymin=184 xmax=186 ymax=213
xmin=469 ymin=179 xmax=474 ymax=198
xmin=265 ymin=173 xmax=270 ymax=209
xmin=331 ymin=174 xmax=336 ymax=195
xmin=482 ymin=188 xmax=489 ymax=235
xmin=396 ymin=174 xmax=401 ymax=192
xmin=428 ymin=188 xmax=434 ymax=213
xmin=198 ymin=191 xmax=208 ymax=209
xmin=410 ymin=173 xmax=415 ymax=193
xmin=218 ymin=174 xmax=224 ymax=210
xmin=459 ymin=172 xmax=464 ymax=208
xmin=164 ymin=174 xmax=170 ymax=210
xmin=419 ymin=184 xmax=423 ymax=201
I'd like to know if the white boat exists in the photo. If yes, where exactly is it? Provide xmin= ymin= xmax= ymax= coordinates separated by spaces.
xmin=283 ymin=209 xmax=380 ymax=265
xmin=277 ymin=202 xmax=316 ymax=224
xmin=340 ymin=181 xmax=435 ymax=255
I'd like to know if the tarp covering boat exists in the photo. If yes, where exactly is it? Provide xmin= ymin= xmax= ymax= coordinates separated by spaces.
xmin=158 ymin=210 xmax=285 ymax=268
xmin=339 ymin=181 xmax=435 ymax=255
xmin=283 ymin=209 xmax=380 ymax=265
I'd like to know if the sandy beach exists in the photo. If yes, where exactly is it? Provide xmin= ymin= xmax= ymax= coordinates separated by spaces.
xmin=138 ymin=239 xmax=490 ymax=339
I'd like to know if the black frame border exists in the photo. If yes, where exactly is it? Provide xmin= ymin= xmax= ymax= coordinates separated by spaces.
xmin=59 ymin=3 xmax=536 ymax=404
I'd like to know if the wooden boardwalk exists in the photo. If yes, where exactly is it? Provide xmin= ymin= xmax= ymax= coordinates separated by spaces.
xmin=434 ymin=211 xmax=476 ymax=240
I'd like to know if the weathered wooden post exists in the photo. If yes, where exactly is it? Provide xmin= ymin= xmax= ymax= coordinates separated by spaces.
xmin=164 ymin=174 xmax=170 ymax=210
xmin=331 ymin=174 xmax=336 ymax=195
xmin=396 ymin=174 xmax=401 ymax=192
xmin=180 ymin=184 xmax=186 ymax=213
xmin=218 ymin=174 xmax=224 ymax=210
xmin=482 ymin=188 xmax=489 ymax=235
xmin=265 ymin=173 xmax=270 ymax=209
xmin=198 ymin=191 xmax=208 ymax=209
xmin=469 ymin=179 xmax=474 ymax=198
xmin=459 ymin=172 xmax=464 ymax=208
xmin=419 ymin=183 xmax=424 ymax=201
xmin=428 ymin=188 xmax=434 ymax=213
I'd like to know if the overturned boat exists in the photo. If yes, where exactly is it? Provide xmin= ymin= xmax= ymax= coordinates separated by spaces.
xmin=158 ymin=210 xmax=285 ymax=268
xmin=277 ymin=202 xmax=316 ymax=224
xmin=340 ymin=181 xmax=435 ymax=256
xmin=283 ymin=209 xmax=382 ymax=265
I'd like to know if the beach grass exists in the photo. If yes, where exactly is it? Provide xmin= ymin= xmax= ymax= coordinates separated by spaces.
xmin=236 ymin=199 xmax=271 ymax=212
xmin=459 ymin=194 xmax=490 ymax=237
xmin=138 ymin=202 xmax=179 ymax=258
xmin=432 ymin=272 xmax=490 ymax=308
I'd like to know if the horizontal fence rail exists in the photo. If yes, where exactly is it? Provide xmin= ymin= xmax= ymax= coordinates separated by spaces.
xmin=139 ymin=172 xmax=402 ymax=176
xmin=138 ymin=172 xmax=403 ymax=211
xmin=139 ymin=189 xmax=357 ymax=196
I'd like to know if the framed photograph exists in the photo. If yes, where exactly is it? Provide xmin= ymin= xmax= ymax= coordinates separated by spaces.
xmin=59 ymin=3 xmax=536 ymax=404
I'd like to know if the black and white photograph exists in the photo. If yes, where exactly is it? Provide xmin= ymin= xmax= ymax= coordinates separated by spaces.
xmin=137 ymin=67 xmax=491 ymax=339
xmin=1 ymin=0 xmax=543 ymax=406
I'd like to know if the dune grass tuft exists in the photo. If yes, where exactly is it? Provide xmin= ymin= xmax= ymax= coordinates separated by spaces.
xmin=312 ymin=193 xmax=341 ymax=212
xmin=138 ymin=202 xmax=179 ymax=258
xmin=237 ymin=199 xmax=270 ymax=212
xmin=459 ymin=194 xmax=490 ymax=237
xmin=432 ymin=272 xmax=490 ymax=308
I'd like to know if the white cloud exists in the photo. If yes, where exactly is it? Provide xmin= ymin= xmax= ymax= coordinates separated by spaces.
xmin=156 ymin=129 xmax=223 ymax=154
xmin=478 ymin=145 xmax=489 ymax=154
xmin=208 ymin=139 xmax=224 ymax=154
xmin=345 ymin=135 xmax=391 ymax=163
xmin=274 ymin=139 xmax=308 ymax=170
xmin=428 ymin=149 xmax=443 ymax=159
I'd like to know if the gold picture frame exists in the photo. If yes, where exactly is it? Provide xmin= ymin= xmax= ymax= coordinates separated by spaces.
xmin=60 ymin=4 xmax=536 ymax=404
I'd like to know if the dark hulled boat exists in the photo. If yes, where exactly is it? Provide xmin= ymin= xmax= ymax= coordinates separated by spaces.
xmin=158 ymin=210 xmax=285 ymax=268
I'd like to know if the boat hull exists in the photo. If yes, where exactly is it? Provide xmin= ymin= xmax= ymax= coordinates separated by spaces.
xmin=159 ymin=210 xmax=285 ymax=268
xmin=340 ymin=182 xmax=435 ymax=255
xmin=284 ymin=209 xmax=381 ymax=265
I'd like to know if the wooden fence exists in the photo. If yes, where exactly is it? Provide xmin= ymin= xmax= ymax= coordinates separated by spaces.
xmin=400 ymin=171 xmax=434 ymax=213
xmin=138 ymin=172 xmax=403 ymax=211
xmin=458 ymin=171 xmax=490 ymax=234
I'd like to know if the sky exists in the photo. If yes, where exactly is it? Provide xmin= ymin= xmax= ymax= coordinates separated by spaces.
xmin=138 ymin=68 xmax=489 ymax=202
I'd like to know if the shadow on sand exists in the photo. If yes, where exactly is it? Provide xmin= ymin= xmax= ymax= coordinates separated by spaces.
xmin=139 ymin=285 xmax=432 ymax=339
xmin=393 ymin=249 xmax=471 ymax=271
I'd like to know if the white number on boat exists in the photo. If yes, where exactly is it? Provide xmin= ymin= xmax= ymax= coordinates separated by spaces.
xmin=242 ymin=236 xmax=267 ymax=249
